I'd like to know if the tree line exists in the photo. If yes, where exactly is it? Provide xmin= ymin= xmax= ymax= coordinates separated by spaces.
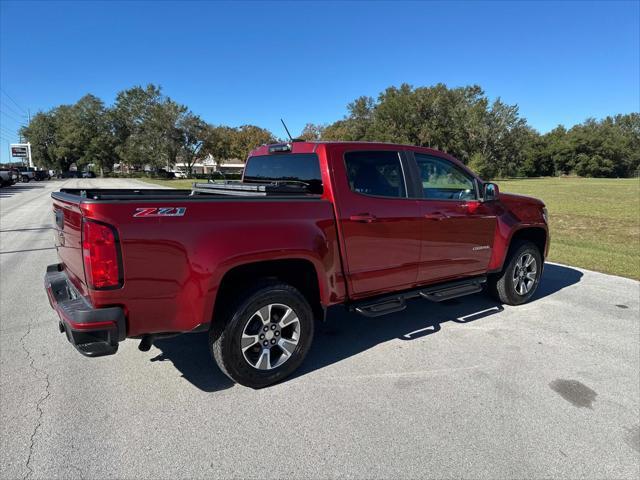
xmin=20 ymin=84 xmax=275 ymax=176
xmin=301 ymin=84 xmax=639 ymax=178
xmin=21 ymin=83 xmax=639 ymax=178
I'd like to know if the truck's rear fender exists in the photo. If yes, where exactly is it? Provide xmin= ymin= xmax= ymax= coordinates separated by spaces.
xmin=81 ymin=199 xmax=344 ymax=337
xmin=209 ymin=255 xmax=330 ymax=327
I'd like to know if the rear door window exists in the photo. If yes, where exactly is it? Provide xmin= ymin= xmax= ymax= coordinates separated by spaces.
xmin=344 ymin=151 xmax=407 ymax=198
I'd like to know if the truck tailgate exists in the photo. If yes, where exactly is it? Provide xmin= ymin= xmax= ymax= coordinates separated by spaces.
xmin=52 ymin=196 xmax=88 ymax=296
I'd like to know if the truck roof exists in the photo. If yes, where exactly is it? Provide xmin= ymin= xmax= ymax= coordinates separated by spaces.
xmin=249 ymin=141 xmax=459 ymax=163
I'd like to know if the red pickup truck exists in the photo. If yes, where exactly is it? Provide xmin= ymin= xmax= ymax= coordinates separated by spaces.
xmin=45 ymin=141 xmax=549 ymax=388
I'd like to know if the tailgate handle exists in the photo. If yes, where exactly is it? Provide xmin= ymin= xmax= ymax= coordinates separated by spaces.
xmin=54 ymin=209 xmax=64 ymax=229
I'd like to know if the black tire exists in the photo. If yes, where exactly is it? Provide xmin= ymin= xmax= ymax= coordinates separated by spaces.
xmin=210 ymin=280 xmax=315 ymax=388
xmin=487 ymin=241 xmax=542 ymax=305
xmin=21 ymin=176 xmax=29 ymax=183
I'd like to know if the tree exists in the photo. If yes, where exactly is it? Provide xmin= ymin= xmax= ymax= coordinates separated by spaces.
xmin=20 ymin=111 xmax=58 ymax=170
xmin=231 ymin=125 xmax=275 ymax=160
xmin=66 ymin=95 xmax=116 ymax=175
xmin=299 ymin=123 xmax=325 ymax=141
xmin=321 ymin=83 xmax=532 ymax=176
xmin=110 ymin=84 xmax=206 ymax=173
xmin=18 ymin=83 xmax=640 ymax=180
xmin=540 ymin=114 xmax=640 ymax=177
xmin=111 ymin=84 xmax=164 ymax=170
xmin=149 ymin=98 xmax=188 ymax=169
xmin=468 ymin=152 xmax=495 ymax=179
xmin=176 ymin=113 xmax=205 ymax=177
xmin=322 ymin=120 xmax=351 ymax=140
xmin=21 ymin=97 xmax=116 ymax=174
xmin=201 ymin=125 xmax=236 ymax=169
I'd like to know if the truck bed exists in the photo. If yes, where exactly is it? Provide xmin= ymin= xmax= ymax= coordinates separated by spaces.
xmin=56 ymin=182 xmax=318 ymax=201
xmin=50 ymin=185 xmax=341 ymax=337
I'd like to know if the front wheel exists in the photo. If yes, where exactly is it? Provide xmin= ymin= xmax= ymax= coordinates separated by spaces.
xmin=488 ymin=241 xmax=542 ymax=305
xmin=210 ymin=281 xmax=315 ymax=388
xmin=21 ymin=175 xmax=29 ymax=183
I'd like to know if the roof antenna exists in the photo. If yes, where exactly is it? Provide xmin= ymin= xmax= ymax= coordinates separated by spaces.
xmin=280 ymin=118 xmax=294 ymax=143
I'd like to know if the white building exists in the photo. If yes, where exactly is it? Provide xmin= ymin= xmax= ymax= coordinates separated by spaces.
xmin=171 ymin=154 xmax=245 ymax=176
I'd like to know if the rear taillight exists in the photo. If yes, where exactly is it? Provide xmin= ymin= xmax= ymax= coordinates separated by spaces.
xmin=82 ymin=220 xmax=122 ymax=289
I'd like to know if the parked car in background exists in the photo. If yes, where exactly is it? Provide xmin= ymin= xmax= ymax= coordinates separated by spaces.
xmin=57 ymin=171 xmax=81 ymax=179
xmin=34 ymin=170 xmax=51 ymax=181
xmin=19 ymin=167 xmax=37 ymax=183
xmin=45 ymin=141 xmax=549 ymax=388
xmin=11 ymin=168 xmax=20 ymax=184
xmin=0 ymin=168 xmax=18 ymax=187
xmin=81 ymin=171 xmax=96 ymax=178
xmin=158 ymin=169 xmax=176 ymax=179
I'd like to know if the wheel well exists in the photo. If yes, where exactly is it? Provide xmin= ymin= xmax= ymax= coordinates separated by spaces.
xmin=214 ymin=259 xmax=323 ymax=323
xmin=509 ymin=227 xmax=547 ymax=258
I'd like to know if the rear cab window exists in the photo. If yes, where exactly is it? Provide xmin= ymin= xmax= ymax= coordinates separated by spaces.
xmin=243 ymin=154 xmax=323 ymax=194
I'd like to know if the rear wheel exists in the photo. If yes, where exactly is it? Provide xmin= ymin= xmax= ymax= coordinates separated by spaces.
xmin=488 ymin=241 xmax=542 ymax=305
xmin=210 ymin=280 xmax=315 ymax=388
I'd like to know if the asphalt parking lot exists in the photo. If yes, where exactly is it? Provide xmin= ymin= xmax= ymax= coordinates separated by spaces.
xmin=1 ymin=178 xmax=638 ymax=479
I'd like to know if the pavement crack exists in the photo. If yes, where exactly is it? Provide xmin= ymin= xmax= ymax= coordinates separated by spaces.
xmin=19 ymin=320 xmax=52 ymax=480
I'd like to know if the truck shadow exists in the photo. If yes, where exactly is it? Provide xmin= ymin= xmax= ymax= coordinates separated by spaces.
xmin=0 ymin=184 xmax=46 ymax=198
xmin=151 ymin=263 xmax=582 ymax=392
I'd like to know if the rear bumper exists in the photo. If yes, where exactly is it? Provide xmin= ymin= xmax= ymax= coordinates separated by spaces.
xmin=44 ymin=264 xmax=126 ymax=357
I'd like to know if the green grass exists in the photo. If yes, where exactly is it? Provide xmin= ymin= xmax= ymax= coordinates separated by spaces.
xmin=141 ymin=178 xmax=201 ymax=189
xmin=141 ymin=177 xmax=640 ymax=280
xmin=496 ymin=177 xmax=640 ymax=280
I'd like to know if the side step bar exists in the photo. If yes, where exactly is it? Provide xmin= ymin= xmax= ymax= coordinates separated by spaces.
xmin=355 ymin=298 xmax=407 ymax=318
xmin=352 ymin=276 xmax=486 ymax=318
xmin=419 ymin=277 xmax=485 ymax=302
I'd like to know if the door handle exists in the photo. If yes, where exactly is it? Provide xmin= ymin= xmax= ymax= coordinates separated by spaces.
xmin=424 ymin=212 xmax=448 ymax=221
xmin=459 ymin=201 xmax=481 ymax=214
xmin=350 ymin=213 xmax=377 ymax=223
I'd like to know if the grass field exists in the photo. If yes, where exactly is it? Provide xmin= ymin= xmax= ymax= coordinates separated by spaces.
xmin=141 ymin=177 xmax=640 ymax=280
xmin=497 ymin=177 xmax=639 ymax=280
xmin=142 ymin=178 xmax=200 ymax=189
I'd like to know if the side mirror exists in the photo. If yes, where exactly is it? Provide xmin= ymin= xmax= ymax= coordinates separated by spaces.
xmin=482 ymin=182 xmax=499 ymax=201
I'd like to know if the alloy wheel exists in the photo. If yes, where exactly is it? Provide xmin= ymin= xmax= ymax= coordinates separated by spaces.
xmin=241 ymin=303 xmax=301 ymax=370
xmin=512 ymin=253 xmax=537 ymax=296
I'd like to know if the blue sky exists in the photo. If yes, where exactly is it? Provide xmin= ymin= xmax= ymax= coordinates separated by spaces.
xmin=1 ymin=0 xmax=638 ymax=163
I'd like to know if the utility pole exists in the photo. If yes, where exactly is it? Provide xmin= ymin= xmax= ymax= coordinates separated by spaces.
xmin=27 ymin=109 xmax=32 ymax=167
xmin=27 ymin=142 xmax=33 ymax=168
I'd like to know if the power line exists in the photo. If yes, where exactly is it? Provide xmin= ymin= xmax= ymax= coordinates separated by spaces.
xmin=0 ymin=126 xmax=18 ymax=136
xmin=0 ymin=122 xmax=18 ymax=132
xmin=0 ymin=88 xmax=28 ymax=115
xmin=0 ymin=109 xmax=28 ymax=124
xmin=0 ymin=99 xmax=27 ymax=119
xmin=0 ymin=130 xmax=18 ymax=140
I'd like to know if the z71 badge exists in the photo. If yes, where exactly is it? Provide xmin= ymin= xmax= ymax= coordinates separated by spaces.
xmin=133 ymin=207 xmax=186 ymax=217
